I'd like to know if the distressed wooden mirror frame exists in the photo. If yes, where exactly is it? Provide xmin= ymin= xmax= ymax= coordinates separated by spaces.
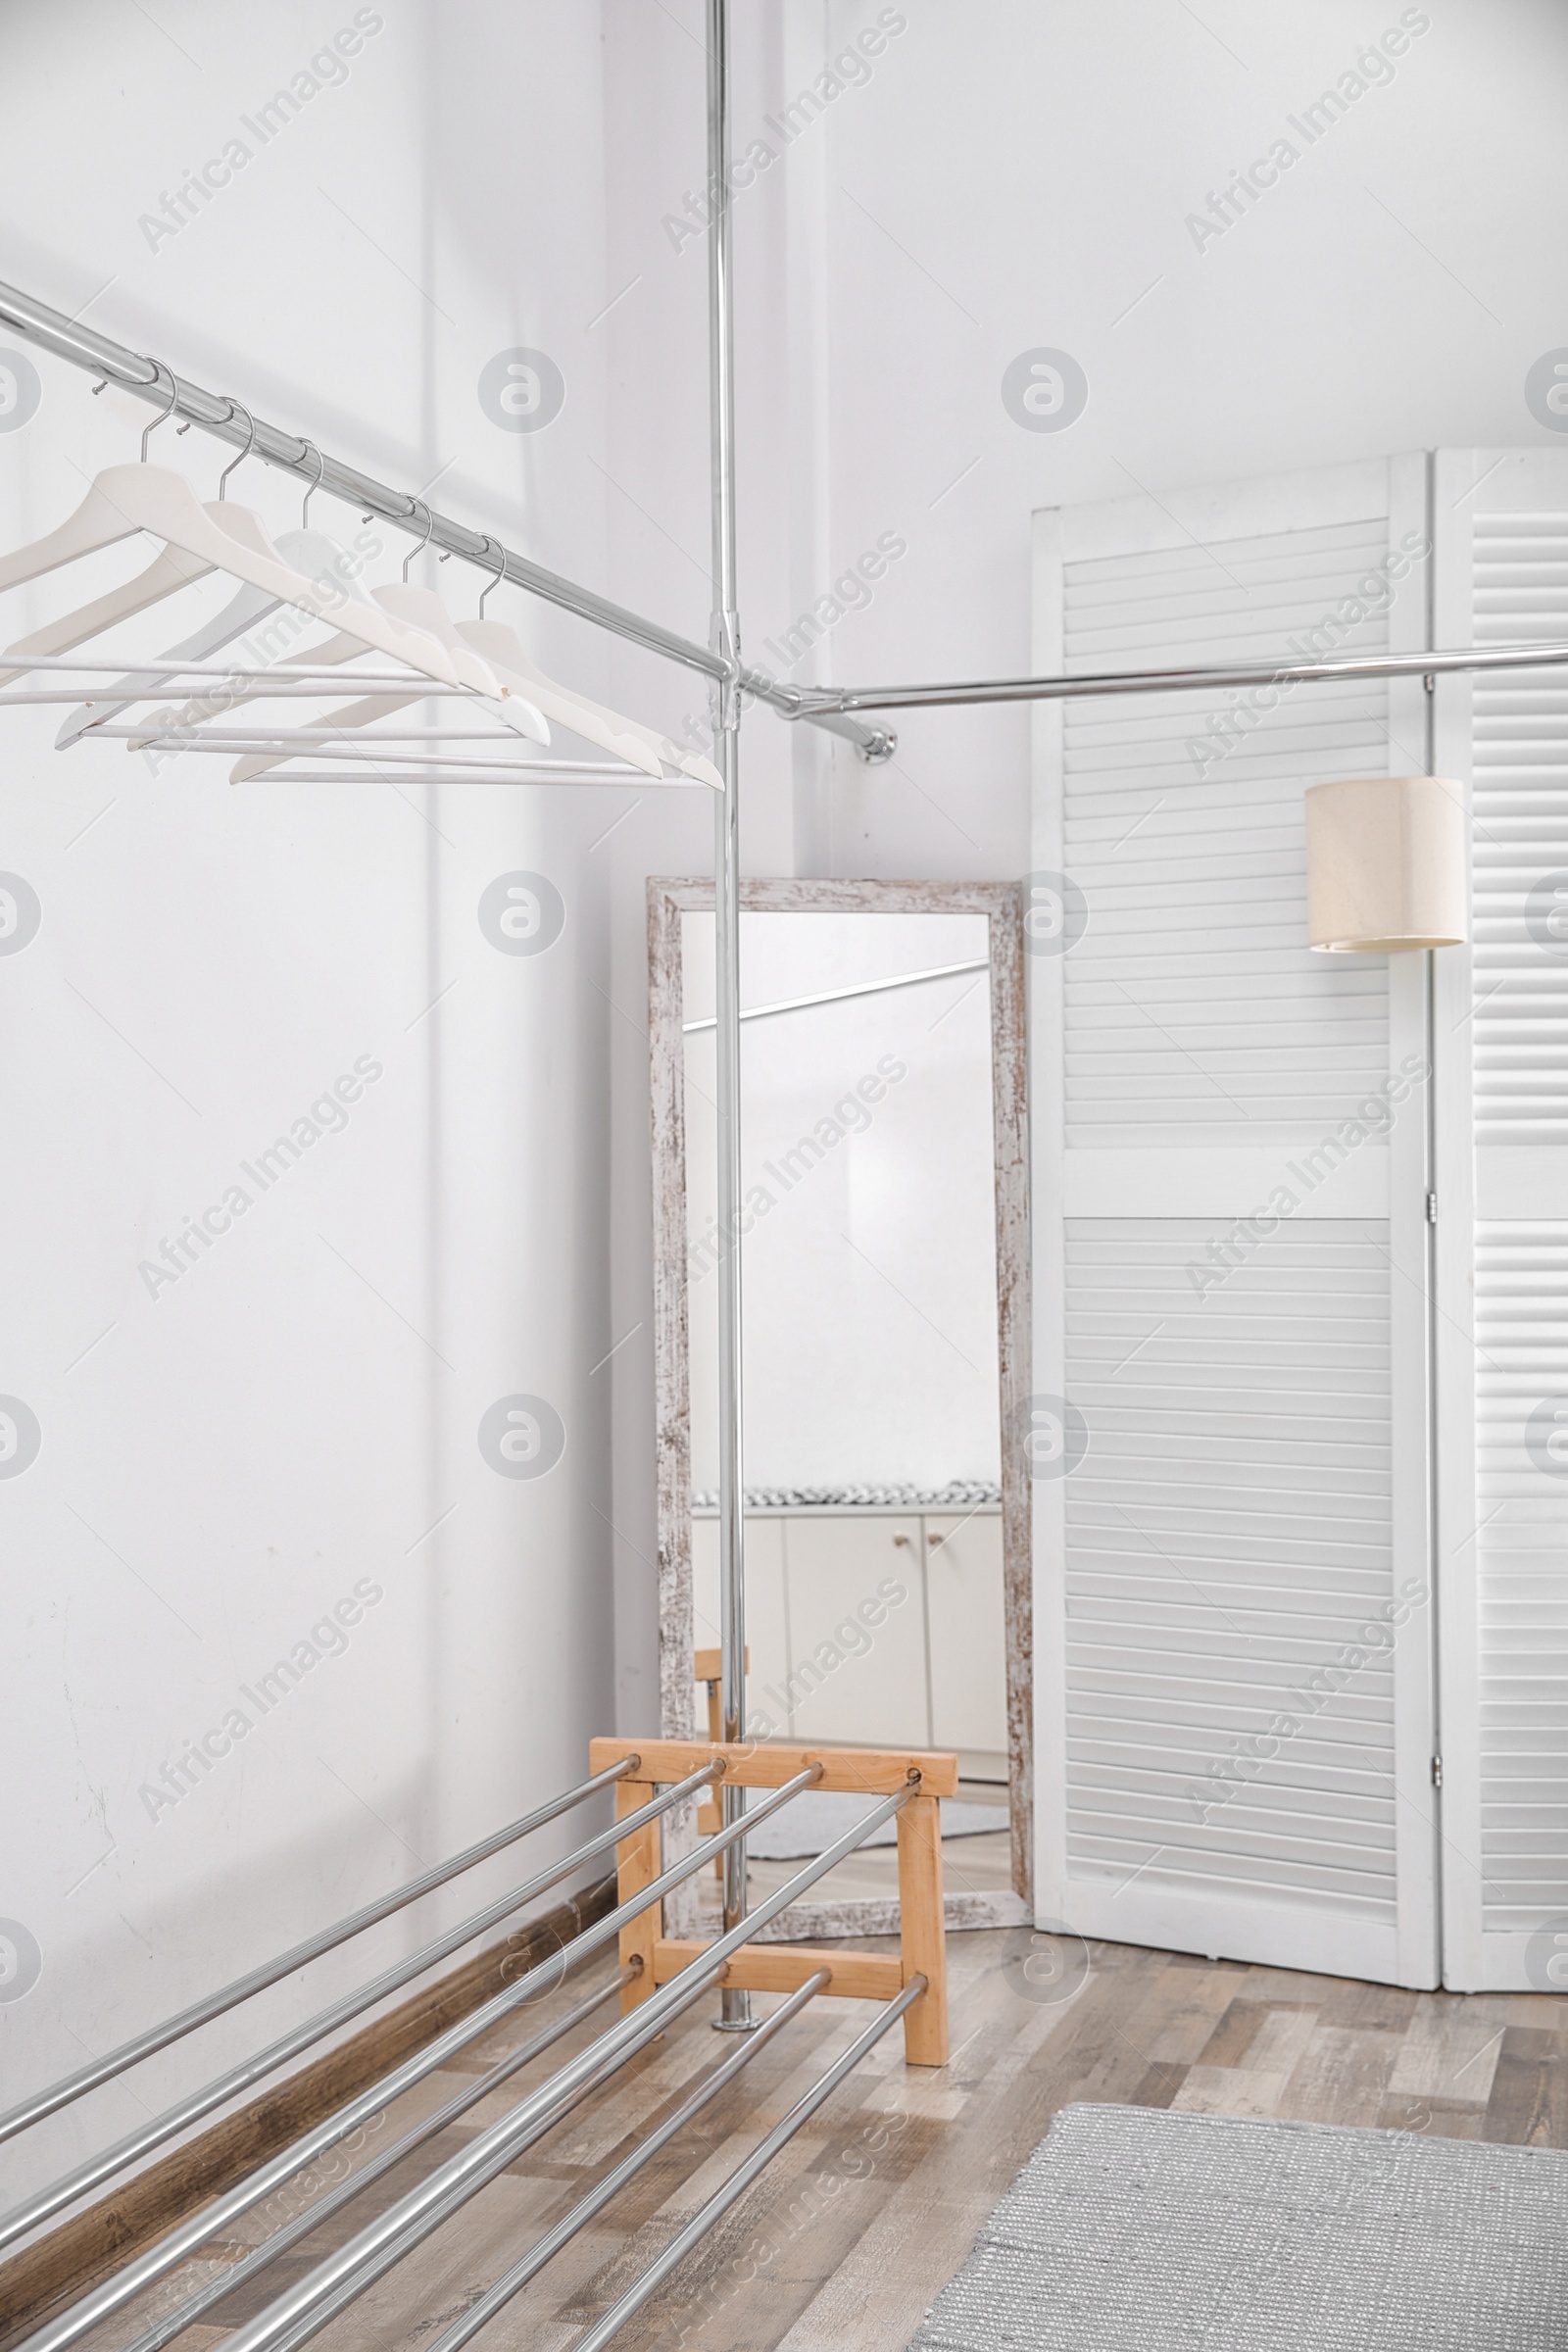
xmin=647 ymin=876 xmax=1032 ymax=1935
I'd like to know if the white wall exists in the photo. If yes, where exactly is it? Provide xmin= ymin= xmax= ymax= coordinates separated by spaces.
xmin=606 ymin=0 xmax=1568 ymax=874
xmin=803 ymin=0 xmax=1568 ymax=874
xmin=2 ymin=0 xmax=1566 ymax=2212
xmin=0 ymin=0 xmax=699 ymax=2207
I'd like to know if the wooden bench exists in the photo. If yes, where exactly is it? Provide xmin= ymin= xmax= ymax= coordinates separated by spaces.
xmin=588 ymin=1735 xmax=954 ymax=2065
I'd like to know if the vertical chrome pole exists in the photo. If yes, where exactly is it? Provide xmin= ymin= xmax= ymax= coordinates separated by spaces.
xmin=707 ymin=0 xmax=754 ymax=2031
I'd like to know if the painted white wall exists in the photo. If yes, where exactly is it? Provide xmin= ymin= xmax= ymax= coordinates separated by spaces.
xmin=1 ymin=0 xmax=1565 ymax=2213
xmin=0 ymin=0 xmax=711 ymax=2209
xmin=799 ymin=0 xmax=1568 ymax=876
xmin=604 ymin=0 xmax=1568 ymax=878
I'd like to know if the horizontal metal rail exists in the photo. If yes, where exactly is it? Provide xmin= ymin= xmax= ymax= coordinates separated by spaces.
xmin=151 ymin=742 xmax=678 ymax=781
xmin=97 ymin=728 xmax=573 ymax=743
xmin=426 ymin=1971 xmax=830 ymax=2352
xmin=682 ymin=957 xmax=990 ymax=1034
xmin=24 ymin=1956 xmax=627 ymax=2352
xmin=0 ymin=1756 xmax=635 ymax=2152
xmin=225 ymin=1768 xmax=911 ymax=2352
xmin=214 ymin=1768 xmax=833 ymax=2352
xmin=0 ymin=277 xmax=894 ymax=759
xmin=120 ymin=1970 xmax=633 ymax=2352
xmin=792 ymin=637 xmax=1568 ymax=714
xmin=261 ymin=1965 xmax=735 ymax=2352
xmin=0 ymin=653 xmax=473 ymax=684
xmin=569 ymin=1974 xmax=926 ymax=2352
xmin=107 ymin=743 xmax=669 ymax=787
xmin=0 ymin=688 xmax=472 ymax=708
xmin=0 ymin=1763 xmax=716 ymax=2256
xmin=215 ymin=1771 xmax=911 ymax=2352
xmin=198 ymin=768 xmax=679 ymax=789
xmin=20 ymin=1757 xmax=811 ymax=2352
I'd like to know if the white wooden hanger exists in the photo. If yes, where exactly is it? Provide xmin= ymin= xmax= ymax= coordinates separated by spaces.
xmin=215 ymin=514 xmax=555 ymax=780
xmin=458 ymin=619 xmax=662 ymax=780
xmin=461 ymin=618 xmax=722 ymax=789
xmin=54 ymin=524 xmax=381 ymax=748
xmin=0 ymin=394 xmax=502 ymax=699
xmin=59 ymin=446 xmax=414 ymax=747
xmin=0 ymin=469 xmax=492 ymax=694
xmin=123 ymin=441 xmax=409 ymax=737
xmin=369 ymin=508 xmax=545 ymax=742
xmin=225 ymin=537 xmax=730 ymax=788
xmin=461 ymin=539 xmax=721 ymax=787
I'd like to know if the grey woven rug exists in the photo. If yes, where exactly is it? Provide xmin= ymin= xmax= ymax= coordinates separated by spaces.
xmin=907 ymin=2103 xmax=1568 ymax=2350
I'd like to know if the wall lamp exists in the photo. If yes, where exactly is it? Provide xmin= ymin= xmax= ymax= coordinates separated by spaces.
xmin=1305 ymin=775 xmax=1468 ymax=952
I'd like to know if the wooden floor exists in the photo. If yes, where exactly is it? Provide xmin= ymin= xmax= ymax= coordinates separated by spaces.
xmin=79 ymin=1928 xmax=1568 ymax=2352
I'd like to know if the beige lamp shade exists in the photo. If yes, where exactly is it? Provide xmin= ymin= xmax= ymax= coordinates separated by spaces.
xmin=1304 ymin=775 xmax=1468 ymax=952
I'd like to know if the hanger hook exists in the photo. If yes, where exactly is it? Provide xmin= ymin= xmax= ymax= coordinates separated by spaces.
xmin=299 ymin=440 xmax=325 ymax=526
xmin=478 ymin=535 xmax=507 ymax=616
xmin=402 ymin=499 xmax=436 ymax=584
xmin=217 ymin=399 xmax=257 ymax=501
xmin=139 ymin=362 xmax=179 ymax=462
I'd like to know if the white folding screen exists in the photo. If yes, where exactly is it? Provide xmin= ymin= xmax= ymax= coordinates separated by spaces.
xmin=1434 ymin=449 xmax=1568 ymax=1992
xmin=1030 ymin=459 xmax=1441 ymax=1987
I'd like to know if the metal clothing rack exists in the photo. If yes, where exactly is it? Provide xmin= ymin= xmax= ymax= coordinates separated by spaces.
xmin=3 ymin=44 xmax=1565 ymax=2013
xmin=0 ymin=12 xmax=933 ymax=2337
xmin=2 ymin=1749 xmax=936 ymax=2352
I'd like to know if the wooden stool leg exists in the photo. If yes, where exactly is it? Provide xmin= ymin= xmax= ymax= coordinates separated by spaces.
xmin=896 ymin=1790 xmax=949 ymax=2064
xmin=616 ymin=1780 xmax=662 ymax=2015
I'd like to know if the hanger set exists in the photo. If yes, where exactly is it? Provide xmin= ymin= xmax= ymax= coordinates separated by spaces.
xmin=0 ymin=369 xmax=721 ymax=791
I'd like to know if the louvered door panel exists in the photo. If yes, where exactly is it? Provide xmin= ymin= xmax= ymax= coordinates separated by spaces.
xmin=1474 ymin=1226 xmax=1568 ymax=1940
xmin=1064 ymin=523 xmax=1395 ymax=1152
xmin=1064 ymin=1220 xmax=1398 ymax=1952
xmin=1033 ymin=459 xmax=1439 ymax=1985
xmin=1473 ymin=682 xmax=1568 ymax=1154
xmin=1434 ymin=450 xmax=1568 ymax=1989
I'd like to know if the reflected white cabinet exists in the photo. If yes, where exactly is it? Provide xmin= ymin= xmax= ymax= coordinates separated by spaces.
xmin=782 ymin=1515 xmax=927 ymax=1747
xmin=690 ymin=1514 xmax=788 ymax=1726
xmin=924 ymin=1513 xmax=1007 ymax=1760
xmin=690 ymin=1507 xmax=1005 ymax=1775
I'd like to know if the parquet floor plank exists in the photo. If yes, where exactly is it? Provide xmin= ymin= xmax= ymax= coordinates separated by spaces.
xmin=114 ymin=1929 xmax=1568 ymax=2352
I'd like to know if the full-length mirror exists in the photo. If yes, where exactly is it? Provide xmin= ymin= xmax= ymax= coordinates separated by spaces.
xmin=649 ymin=879 xmax=1029 ymax=1936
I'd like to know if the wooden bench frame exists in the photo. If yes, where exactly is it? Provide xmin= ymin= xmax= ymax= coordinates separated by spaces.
xmin=588 ymin=1736 xmax=954 ymax=2065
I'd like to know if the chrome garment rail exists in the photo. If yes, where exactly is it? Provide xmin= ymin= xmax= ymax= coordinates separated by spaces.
xmin=424 ymin=1970 xmax=830 ymax=2352
xmin=0 ymin=278 xmax=893 ymax=762
xmin=789 ymin=635 xmax=1568 ymax=714
xmin=0 ymin=1764 xmax=719 ymax=2256
xmin=196 ymin=1777 xmax=908 ymax=2352
xmin=9 ymin=1759 xmax=728 ymax=2346
xmin=13 ymin=1761 xmax=925 ymax=2352
xmin=568 ymin=1976 xmax=927 ymax=2352
xmin=122 ymin=1972 xmax=632 ymax=2352
xmin=0 ymin=1756 xmax=635 ymax=2151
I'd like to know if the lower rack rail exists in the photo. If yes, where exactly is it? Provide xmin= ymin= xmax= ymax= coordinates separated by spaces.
xmin=3 ymin=1736 xmax=955 ymax=2352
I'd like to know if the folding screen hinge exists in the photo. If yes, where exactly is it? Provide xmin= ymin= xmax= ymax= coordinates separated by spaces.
xmin=1426 ymin=1190 xmax=1438 ymax=1224
xmin=1431 ymin=1754 xmax=1444 ymax=1788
